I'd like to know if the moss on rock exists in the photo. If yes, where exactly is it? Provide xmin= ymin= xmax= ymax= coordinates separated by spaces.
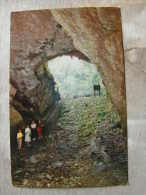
xmin=10 ymin=105 xmax=23 ymax=127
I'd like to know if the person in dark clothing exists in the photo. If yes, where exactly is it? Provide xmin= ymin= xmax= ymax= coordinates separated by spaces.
xmin=93 ymin=84 xmax=101 ymax=96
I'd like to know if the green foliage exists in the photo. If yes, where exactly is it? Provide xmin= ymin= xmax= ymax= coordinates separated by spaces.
xmin=75 ymin=96 xmax=121 ymax=142
xmin=38 ymin=63 xmax=53 ymax=79
xmin=58 ymin=95 xmax=121 ymax=143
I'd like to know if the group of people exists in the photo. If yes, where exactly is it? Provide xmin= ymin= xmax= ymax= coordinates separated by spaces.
xmin=17 ymin=120 xmax=44 ymax=151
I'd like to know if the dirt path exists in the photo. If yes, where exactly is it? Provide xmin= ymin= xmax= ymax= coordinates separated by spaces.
xmin=12 ymin=96 xmax=128 ymax=188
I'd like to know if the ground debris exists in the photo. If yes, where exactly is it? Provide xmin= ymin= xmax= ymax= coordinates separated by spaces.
xmin=12 ymin=96 xmax=128 ymax=188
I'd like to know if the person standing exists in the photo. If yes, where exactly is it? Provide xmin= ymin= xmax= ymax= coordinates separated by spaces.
xmin=25 ymin=125 xmax=31 ymax=146
xmin=31 ymin=120 xmax=37 ymax=141
xmin=37 ymin=120 xmax=44 ymax=140
xmin=17 ymin=128 xmax=23 ymax=151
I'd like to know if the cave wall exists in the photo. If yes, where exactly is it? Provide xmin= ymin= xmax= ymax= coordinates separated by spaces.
xmin=10 ymin=8 xmax=127 ymax=133
xmin=10 ymin=10 xmax=75 ymax=128
xmin=51 ymin=7 xmax=127 ymax=131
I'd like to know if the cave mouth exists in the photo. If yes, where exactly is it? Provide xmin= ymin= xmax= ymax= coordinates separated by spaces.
xmin=48 ymin=55 xmax=106 ymax=99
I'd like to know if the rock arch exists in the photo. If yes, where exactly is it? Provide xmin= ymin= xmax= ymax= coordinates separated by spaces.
xmin=10 ymin=8 xmax=127 ymax=134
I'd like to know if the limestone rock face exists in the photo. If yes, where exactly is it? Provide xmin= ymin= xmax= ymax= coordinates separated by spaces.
xmin=10 ymin=10 xmax=75 ymax=126
xmin=10 ymin=8 xmax=127 ymax=132
xmin=51 ymin=7 xmax=127 ymax=130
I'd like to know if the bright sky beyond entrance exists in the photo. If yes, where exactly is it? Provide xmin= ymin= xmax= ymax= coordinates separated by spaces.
xmin=48 ymin=55 xmax=104 ymax=98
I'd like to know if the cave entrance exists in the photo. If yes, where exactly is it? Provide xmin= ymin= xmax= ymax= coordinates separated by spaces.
xmin=47 ymin=54 xmax=113 ymax=147
xmin=48 ymin=55 xmax=106 ymax=99
xmin=47 ymin=54 xmax=121 ymax=154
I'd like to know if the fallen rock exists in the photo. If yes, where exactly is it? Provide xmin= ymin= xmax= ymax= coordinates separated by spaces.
xmin=52 ymin=161 xmax=63 ymax=168
xmin=29 ymin=156 xmax=38 ymax=164
xmin=94 ymin=161 xmax=107 ymax=173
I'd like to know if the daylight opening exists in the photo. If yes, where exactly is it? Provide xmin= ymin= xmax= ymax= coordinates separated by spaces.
xmin=48 ymin=55 xmax=106 ymax=98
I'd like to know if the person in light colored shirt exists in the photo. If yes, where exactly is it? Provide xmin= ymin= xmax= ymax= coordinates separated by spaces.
xmin=30 ymin=120 xmax=37 ymax=141
xmin=25 ymin=125 xmax=31 ymax=146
